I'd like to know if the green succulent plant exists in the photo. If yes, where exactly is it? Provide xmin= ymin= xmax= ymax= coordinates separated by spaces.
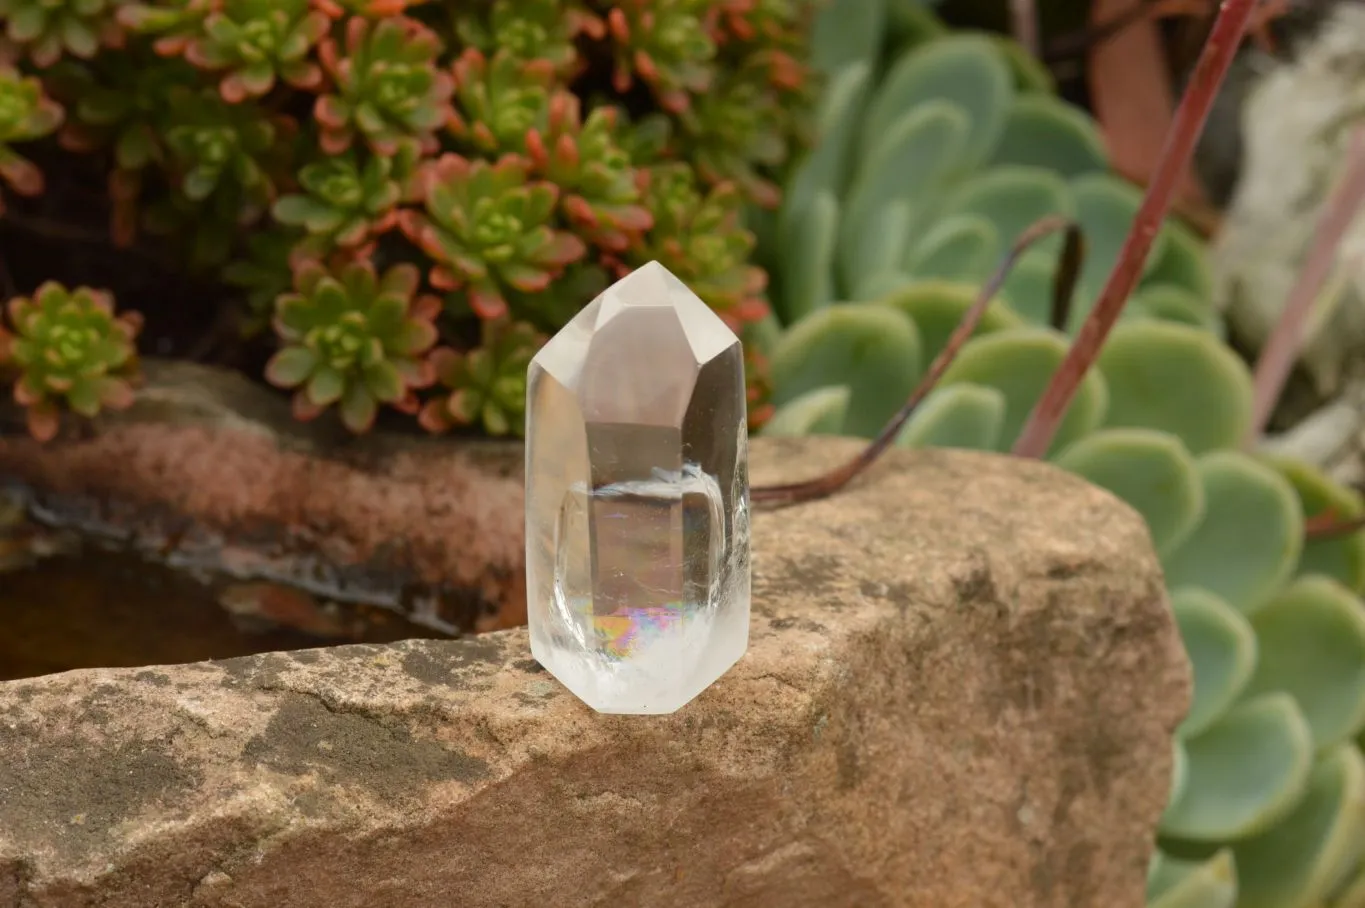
xmin=271 ymin=144 xmax=416 ymax=258
xmin=264 ymin=259 xmax=439 ymax=433
xmin=604 ymin=0 xmax=716 ymax=114
xmin=764 ymin=11 xmax=1210 ymax=341
xmin=451 ymin=0 xmax=596 ymax=75
xmin=761 ymin=4 xmax=1365 ymax=907
xmin=311 ymin=0 xmax=426 ymax=18
xmin=0 ymin=65 xmax=64 ymax=213
xmin=0 ymin=282 xmax=142 ymax=441
xmin=183 ymin=0 xmax=330 ymax=102
xmin=525 ymin=91 xmax=653 ymax=253
xmin=116 ymin=0 xmax=214 ymax=58
xmin=419 ymin=318 xmax=540 ymax=437
xmin=0 ymin=0 xmax=817 ymax=438
xmin=313 ymin=15 xmax=454 ymax=156
xmin=398 ymin=152 xmax=587 ymax=321
xmin=446 ymin=46 xmax=554 ymax=155
xmin=221 ymin=225 xmax=300 ymax=334
xmin=161 ymin=85 xmax=283 ymax=211
xmin=0 ymin=0 xmax=124 ymax=67
xmin=635 ymin=161 xmax=768 ymax=328
xmin=49 ymin=54 xmax=196 ymax=170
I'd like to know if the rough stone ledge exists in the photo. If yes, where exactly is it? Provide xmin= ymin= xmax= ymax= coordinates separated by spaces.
xmin=0 ymin=359 xmax=526 ymax=634
xmin=0 ymin=438 xmax=1190 ymax=908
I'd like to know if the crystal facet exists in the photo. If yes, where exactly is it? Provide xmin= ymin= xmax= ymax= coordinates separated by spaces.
xmin=524 ymin=260 xmax=751 ymax=714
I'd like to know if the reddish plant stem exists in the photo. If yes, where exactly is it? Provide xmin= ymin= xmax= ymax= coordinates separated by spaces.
xmin=1010 ymin=0 xmax=1259 ymax=459
xmin=752 ymin=216 xmax=1080 ymax=508
xmin=1305 ymin=510 xmax=1365 ymax=540
xmin=1010 ymin=0 xmax=1040 ymax=57
xmin=1245 ymin=124 xmax=1365 ymax=446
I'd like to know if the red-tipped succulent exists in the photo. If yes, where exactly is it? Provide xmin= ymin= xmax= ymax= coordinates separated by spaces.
xmin=398 ymin=153 xmax=586 ymax=321
xmin=264 ymin=259 xmax=439 ymax=433
xmin=0 ymin=282 xmax=143 ymax=442
xmin=314 ymin=15 xmax=454 ymax=156
xmin=525 ymin=91 xmax=653 ymax=252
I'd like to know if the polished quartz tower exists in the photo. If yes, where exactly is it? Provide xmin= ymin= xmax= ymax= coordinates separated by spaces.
xmin=524 ymin=260 xmax=751 ymax=714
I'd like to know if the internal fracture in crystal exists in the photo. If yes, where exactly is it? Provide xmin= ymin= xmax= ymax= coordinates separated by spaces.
xmin=524 ymin=260 xmax=751 ymax=714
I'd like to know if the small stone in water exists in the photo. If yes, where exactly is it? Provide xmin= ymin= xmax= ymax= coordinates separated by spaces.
xmin=524 ymin=260 xmax=751 ymax=714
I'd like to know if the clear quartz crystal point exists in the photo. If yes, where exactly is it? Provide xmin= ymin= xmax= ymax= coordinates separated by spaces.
xmin=524 ymin=260 xmax=751 ymax=715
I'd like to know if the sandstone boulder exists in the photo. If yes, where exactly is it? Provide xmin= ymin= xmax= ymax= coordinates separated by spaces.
xmin=0 ymin=438 xmax=1189 ymax=907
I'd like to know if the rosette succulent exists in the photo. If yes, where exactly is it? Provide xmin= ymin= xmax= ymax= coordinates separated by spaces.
xmin=0 ymin=282 xmax=143 ymax=441
xmin=271 ymin=144 xmax=415 ymax=258
xmin=116 ymin=0 xmax=213 ymax=58
xmin=0 ymin=66 xmax=64 ymax=212
xmin=419 ymin=318 xmax=540 ymax=436
xmin=446 ymin=47 xmax=554 ymax=155
xmin=398 ymin=152 xmax=586 ymax=320
xmin=264 ymin=259 xmax=439 ymax=433
xmin=314 ymin=15 xmax=454 ymax=156
xmin=0 ymin=0 xmax=125 ymax=66
xmin=0 ymin=0 xmax=817 ymax=440
xmin=676 ymin=63 xmax=790 ymax=208
xmin=634 ymin=162 xmax=767 ymax=327
xmin=311 ymin=0 xmax=426 ymax=18
xmin=451 ymin=0 xmax=600 ymax=75
xmin=605 ymin=0 xmax=716 ymax=113
xmin=161 ymin=86 xmax=283 ymax=210
xmin=526 ymin=91 xmax=652 ymax=252
xmin=182 ymin=0 xmax=330 ymax=102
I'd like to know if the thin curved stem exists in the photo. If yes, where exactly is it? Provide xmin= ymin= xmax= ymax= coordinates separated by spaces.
xmin=1245 ymin=124 xmax=1365 ymax=446
xmin=752 ymin=216 xmax=1082 ymax=509
xmin=1010 ymin=0 xmax=1259 ymax=459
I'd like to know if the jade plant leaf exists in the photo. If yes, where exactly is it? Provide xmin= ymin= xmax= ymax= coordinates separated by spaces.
xmin=878 ymin=280 xmax=1022 ymax=367
xmin=1169 ymin=587 xmax=1258 ymax=738
xmin=1095 ymin=321 xmax=1253 ymax=455
xmin=1131 ymin=284 xmax=1224 ymax=337
xmin=1069 ymin=172 xmax=1170 ymax=323
xmin=777 ymin=189 xmax=840 ymax=325
xmin=762 ymin=385 xmax=850 ymax=437
xmin=859 ymin=34 xmax=1013 ymax=177
xmin=1268 ymin=456 xmax=1365 ymax=594
xmin=1054 ymin=428 xmax=1204 ymax=557
xmin=1169 ymin=737 xmax=1190 ymax=814
xmin=1242 ymin=575 xmax=1365 ymax=752
xmin=856 ymin=271 xmax=916 ymax=301
xmin=1329 ymin=860 xmax=1365 ymax=908
xmin=742 ymin=311 xmax=783 ymax=362
xmin=839 ymin=100 xmax=970 ymax=294
xmin=894 ymin=382 xmax=1005 ymax=450
xmin=904 ymin=214 xmax=999 ymax=284
xmin=779 ymin=61 xmax=873 ymax=254
xmin=1161 ymin=451 xmax=1304 ymax=615
xmin=998 ymin=246 xmax=1059 ymax=326
xmin=1159 ymin=692 xmax=1314 ymax=841
xmin=1147 ymin=849 xmax=1237 ymax=908
xmin=1230 ymin=744 xmax=1365 ymax=908
xmin=885 ymin=0 xmax=949 ymax=50
xmin=1146 ymin=217 xmax=1213 ymax=301
xmin=768 ymin=303 xmax=922 ymax=438
xmin=932 ymin=165 xmax=1074 ymax=264
xmin=849 ymin=201 xmax=917 ymax=299
xmin=936 ymin=327 xmax=1109 ymax=457
xmin=987 ymin=93 xmax=1109 ymax=178
xmin=811 ymin=0 xmax=886 ymax=73
xmin=987 ymin=33 xmax=1055 ymax=94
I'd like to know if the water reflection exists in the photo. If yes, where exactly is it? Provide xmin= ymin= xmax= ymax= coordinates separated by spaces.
xmin=0 ymin=548 xmax=449 ymax=682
